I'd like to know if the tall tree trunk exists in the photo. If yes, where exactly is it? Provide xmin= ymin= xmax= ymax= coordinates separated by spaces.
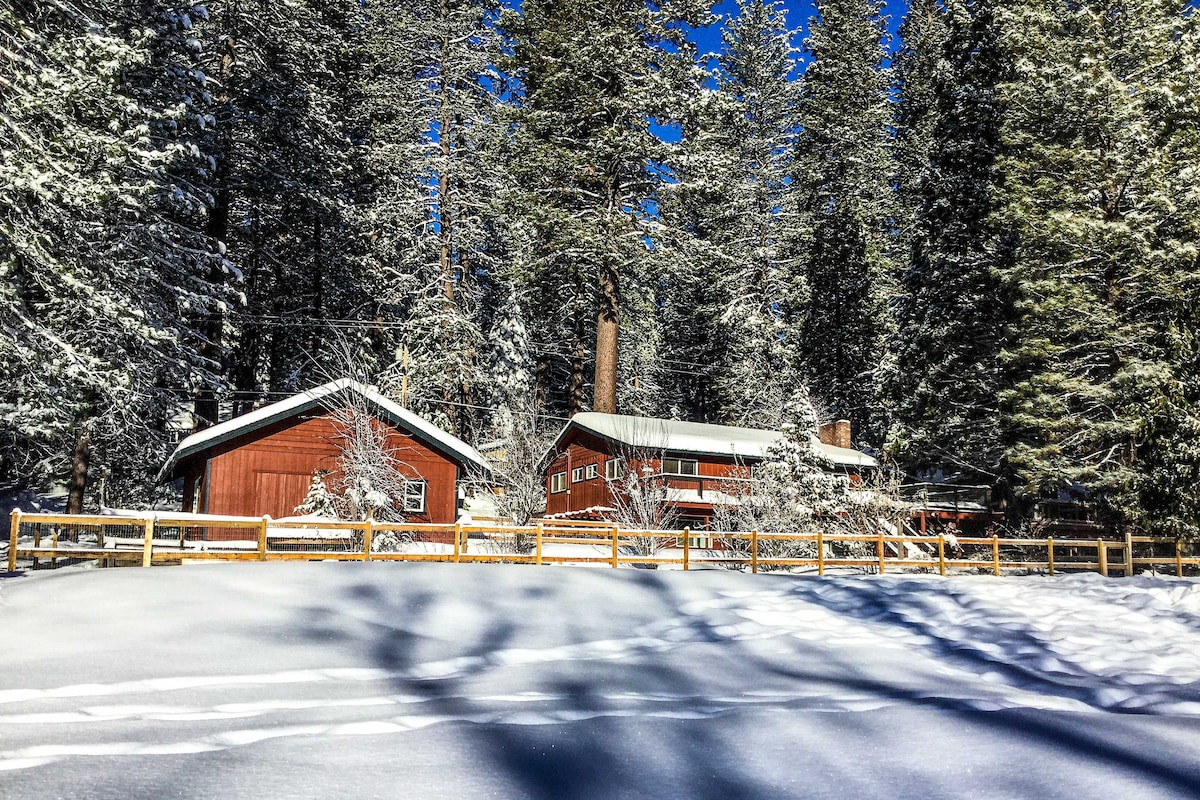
xmin=195 ymin=29 xmax=238 ymax=429
xmin=310 ymin=212 xmax=324 ymax=361
xmin=66 ymin=411 xmax=92 ymax=515
xmin=593 ymin=185 xmax=620 ymax=414
xmin=593 ymin=260 xmax=619 ymax=414
xmin=569 ymin=303 xmax=587 ymax=415
xmin=438 ymin=0 xmax=455 ymax=303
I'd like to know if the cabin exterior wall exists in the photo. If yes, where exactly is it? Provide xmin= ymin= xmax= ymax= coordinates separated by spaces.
xmin=544 ymin=430 xmax=750 ymax=522
xmin=180 ymin=413 xmax=459 ymax=524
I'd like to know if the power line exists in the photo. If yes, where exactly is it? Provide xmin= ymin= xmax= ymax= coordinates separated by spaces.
xmin=188 ymin=312 xmax=724 ymax=374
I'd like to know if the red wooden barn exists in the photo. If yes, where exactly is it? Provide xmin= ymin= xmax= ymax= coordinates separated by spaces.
xmin=158 ymin=379 xmax=489 ymax=523
xmin=543 ymin=413 xmax=877 ymax=531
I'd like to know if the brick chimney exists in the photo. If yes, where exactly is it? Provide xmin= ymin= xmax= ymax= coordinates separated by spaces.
xmin=817 ymin=419 xmax=852 ymax=449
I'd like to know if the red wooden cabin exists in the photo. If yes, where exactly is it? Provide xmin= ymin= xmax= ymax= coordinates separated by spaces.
xmin=158 ymin=379 xmax=489 ymax=524
xmin=543 ymin=413 xmax=877 ymax=531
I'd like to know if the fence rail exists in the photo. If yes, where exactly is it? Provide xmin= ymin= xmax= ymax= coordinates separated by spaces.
xmin=5 ymin=510 xmax=1199 ymax=577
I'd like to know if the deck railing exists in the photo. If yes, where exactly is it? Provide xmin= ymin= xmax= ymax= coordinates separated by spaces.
xmin=5 ymin=510 xmax=1198 ymax=577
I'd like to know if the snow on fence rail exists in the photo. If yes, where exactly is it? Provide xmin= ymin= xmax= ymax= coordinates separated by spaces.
xmin=5 ymin=509 xmax=1198 ymax=577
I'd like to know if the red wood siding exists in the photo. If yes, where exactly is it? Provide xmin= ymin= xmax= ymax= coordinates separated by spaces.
xmin=544 ymin=429 xmax=752 ymax=518
xmin=545 ymin=432 xmax=617 ymax=515
xmin=183 ymin=412 xmax=460 ymax=524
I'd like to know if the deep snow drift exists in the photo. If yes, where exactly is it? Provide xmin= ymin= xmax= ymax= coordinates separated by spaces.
xmin=2 ymin=563 xmax=1199 ymax=799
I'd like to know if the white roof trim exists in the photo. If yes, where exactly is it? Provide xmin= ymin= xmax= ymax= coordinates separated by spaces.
xmin=158 ymin=378 xmax=489 ymax=481
xmin=556 ymin=412 xmax=876 ymax=469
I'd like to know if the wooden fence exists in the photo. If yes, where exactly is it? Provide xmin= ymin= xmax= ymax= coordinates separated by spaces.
xmin=5 ymin=510 xmax=1199 ymax=577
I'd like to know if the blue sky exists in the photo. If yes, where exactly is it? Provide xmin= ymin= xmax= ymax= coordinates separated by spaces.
xmin=646 ymin=0 xmax=909 ymax=142
xmin=688 ymin=0 xmax=910 ymax=60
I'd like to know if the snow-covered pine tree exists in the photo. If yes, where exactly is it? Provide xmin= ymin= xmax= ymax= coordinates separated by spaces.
xmin=502 ymin=0 xmax=717 ymax=417
xmin=195 ymin=0 xmax=368 ymax=418
xmin=712 ymin=388 xmax=847 ymax=560
xmin=0 ymin=1 xmax=224 ymax=508
xmin=794 ymin=0 xmax=892 ymax=443
xmin=890 ymin=0 xmax=949 ymax=262
xmin=487 ymin=288 xmax=535 ymax=412
xmin=294 ymin=472 xmax=340 ymax=518
xmin=361 ymin=0 xmax=509 ymax=437
xmin=886 ymin=0 xmax=1015 ymax=495
xmin=660 ymin=0 xmax=805 ymax=428
xmin=996 ymin=0 xmax=1200 ymax=532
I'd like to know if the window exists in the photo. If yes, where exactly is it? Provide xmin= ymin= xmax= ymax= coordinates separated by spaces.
xmin=605 ymin=458 xmax=624 ymax=480
xmin=550 ymin=472 xmax=567 ymax=493
xmin=403 ymin=480 xmax=427 ymax=513
xmin=585 ymin=463 xmax=599 ymax=480
xmin=662 ymin=457 xmax=699 ymax=476
xmin=571 ymin=466 xmax=585 ymax=483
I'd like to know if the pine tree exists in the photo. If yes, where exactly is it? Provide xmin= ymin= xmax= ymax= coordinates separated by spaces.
xmin=294 ymin=472 xmax=340 ymax=518
xmin=503 ymin=0 xmax=716 ymax=416
xmin=360 ymin=0 xmax=509 ymax=437
xmin=995 ymin=1 xmax=1200 ymax=531
xmin=661 ymin=0 xmax=805 ymax=427
xmin=887 ymin=0 xmax=1014 ymax=494
xmin=891 ymin=0 xmax=949 ymax=260
xmin=193 ymin=0 xmax=368 ymax=420
xmin=0 ymin=1 xmax=224 ymax=508
xmin=794 ymin=0 xmax=892 ymax=442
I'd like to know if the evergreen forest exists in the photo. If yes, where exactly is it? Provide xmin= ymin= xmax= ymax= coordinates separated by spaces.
xmin=2 ymin=0 xmax=1198 ymax=535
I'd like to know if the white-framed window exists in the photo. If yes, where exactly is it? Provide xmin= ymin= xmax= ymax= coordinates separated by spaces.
xmin=403 ymin=480 xmax=427 ymax=513
xmin=571 ymin=466 xmax=585 ymax=483
xmin=585 ymin=463 xmax=599 ymax=480
xmin=662 ymin=457 xmax=699 ymax=476
xmin=550 ymin=472 xmax=567 ymax=493
xmin=605 ymin=457 xmax=624 ymax=480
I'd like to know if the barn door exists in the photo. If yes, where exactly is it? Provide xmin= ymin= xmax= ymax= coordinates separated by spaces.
xmin=253 ymin=471 xmax=313 ymax=519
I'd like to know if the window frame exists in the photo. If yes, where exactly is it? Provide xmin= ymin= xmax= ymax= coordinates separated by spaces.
xmin=584 ymin=463 xmax=599 ymax=480
xmin=662 ymin=457 xmax=699 ymax=476
xmin=402 ymin=480 xmax=427 ymax=513
xmin=605 ymin=457 xmax=624 ymax=480
xmin=571 ymin=466 xmax=586 ymax=483
xmin=550 ymin=472 xmax=567 ymax=493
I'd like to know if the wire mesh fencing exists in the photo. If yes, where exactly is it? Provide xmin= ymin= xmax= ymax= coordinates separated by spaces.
xmin=6 ymin=511 xmax=1199 ymax=577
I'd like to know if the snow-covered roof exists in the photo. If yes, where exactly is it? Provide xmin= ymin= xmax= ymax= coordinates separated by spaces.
xmin=158 ymin=378 xmax=490 ymax=482
xmin=557 ymin=412 xmax=876 ymax=469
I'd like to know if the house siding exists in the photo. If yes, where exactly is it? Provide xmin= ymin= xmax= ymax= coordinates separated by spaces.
xmin=545 ymin=429 xmax=750 ymax=521
xmin=180 ymin=413 xmax=459 ymax=524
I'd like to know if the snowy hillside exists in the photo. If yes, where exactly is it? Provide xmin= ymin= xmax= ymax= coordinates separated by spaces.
xmin=3 ymin=565 xmax=1200 ymax=798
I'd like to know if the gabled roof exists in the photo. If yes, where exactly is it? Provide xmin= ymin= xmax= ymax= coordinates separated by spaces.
xmin=158 ymin=378 xmax=490 ymax=481
xmin=554 ymin=412 xmax=876 ymax=469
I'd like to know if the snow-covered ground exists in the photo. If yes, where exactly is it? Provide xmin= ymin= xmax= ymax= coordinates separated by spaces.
xmin=2 ymin=564 xmax=1199 ymax=799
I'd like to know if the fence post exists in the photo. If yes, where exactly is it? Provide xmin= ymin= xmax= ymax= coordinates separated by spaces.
xmin=32 ymin=519 xmax=41 ymax=570
xmin=937 ymin=534 xmax=946 ymax=577
xmin=363 ymin=517 xmax=374 ymax=562
xmin=817 ymin=529 xmax=824 ymax=576
xmin=611 ymin=525 xmax=619 ymax=569
xmin=683 ymin=527 xmax=690 ymax=571
xmin=1047 ymin=537 xmax=1055 ymax=576
xmin=453 ymin=522 xmax=462 ymax=563
xmin=7 ymin=509 xmax=19 ymax=573
xmin=1097 ymin=539 xmax=1108 ymax=577
xmin=992 ymin=535 xmax=1000 ymax=576
xmin=536 ymin=521 xmax=544 ymax=566
xmin=258 ymin=516 xmax=270 ymax=561
xmin=1124 ymin=530 xmax=1134 ymax=578
xmin=1177 ymin=539 xmax=1184 ymax=578
xmin=142 ymin=516 xmax=154 ymax=568
xmin=877 ymin=530 xmax=885 ymax=574
xmin=751 ymin=530 xmax=758 ymax=574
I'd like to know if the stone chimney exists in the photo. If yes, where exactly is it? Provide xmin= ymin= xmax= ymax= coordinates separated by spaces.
xmin=817 ymin=419 xmax=852 ymax=449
